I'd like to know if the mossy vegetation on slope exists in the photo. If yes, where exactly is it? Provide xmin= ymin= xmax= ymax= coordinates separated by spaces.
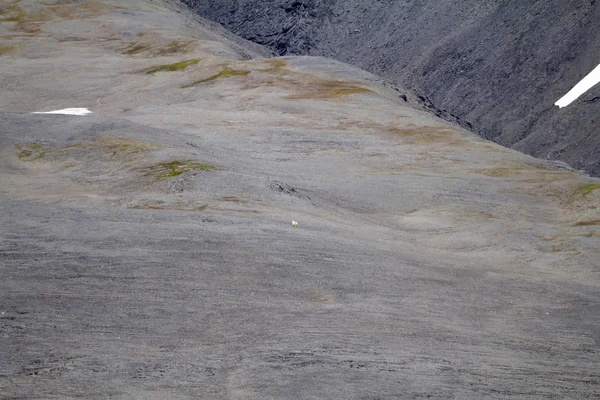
xmin=1 ymin=1 xmax=110 ymax=25
xmin=17 ymin=143 xmax=46 ymax=160
xmin=16 ymin=137 xmax=160 ymax=165
xmin=123 ymin=43 xmax=148 ymax=55
xmin=234 ymin=59 xmax=372 ymax=100
xmin=121 ymin=40 xmax=196 ymax=57
xmin=154 ymin=40 xmax=196 ymax=56
xmin=574 ymin=220 xmax=600 ymax=227
xmin=137 ymin=160 xmax=218 ymax=181
xmin=285 ymin=84 xmax=371 ymax=100
xmin=0 ymin=44 xmax=17 ymax=55
xmin=0 ymin=4 xmax=27 ymax=23
xmin=133 ymin=202 xmax=208 ymax=212
xmin=478 ymin=168 xmax=524 ymax=178
xmin=387 ymin=126 xmax=461 ymax=146
xmin=574 ymin=183 xmax=600 ymax=197
xmin=16 ymin=140 xmax=217 ymax=185
xmin=143 ymin=59 xmax=201 ymax=74
xmin=183 ymin=68 xmax=250 ymax=87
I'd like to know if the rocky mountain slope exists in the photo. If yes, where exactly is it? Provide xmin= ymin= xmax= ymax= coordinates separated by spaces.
xmin=183 ymin=0 xmax=600 ymax=176
xmin=1 ymin=0 xmax=600 ymax=398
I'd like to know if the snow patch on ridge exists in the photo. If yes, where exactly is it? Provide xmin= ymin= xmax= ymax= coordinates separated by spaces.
xmin=33 ymin=108 xmax=92 ymax=116
xmin=555 ymin=64 xmax=600 ymax=108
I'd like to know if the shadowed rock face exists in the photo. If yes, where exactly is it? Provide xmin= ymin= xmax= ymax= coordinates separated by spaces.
xmin=1 ymin=1 xmax=600 ymax=398
xmin=182 ymin=0 xmax=600 ymax=176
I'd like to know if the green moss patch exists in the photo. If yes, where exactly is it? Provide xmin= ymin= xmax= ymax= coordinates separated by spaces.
xmin=0 ymin=4 xmax=27 ymax=23
xmin=250 ymin=58 xmax=288 ymax=72
xmin=155 ymin=40 xmax=195 ymax=56
xmin=574 ymin=183 xmax=600 ymax=197
xmin=284 ymin=76 xmax=372 ymax=100
xmin=219 ymin=196 xmax=248 ymax=204
xmin=286 ymin=86 xmax=373 ymax=100
xmin=183 ymin=68 xmax=250 ymax=88
xmin=387 ymin=126 xmax=462 ymax=146
xmin=122 ymin=43 xmax=149 ymax=55
xmin=263 ymin=59 xmax=288 ymax=70
xmin=143 ymin=59 xmax=200 ymax=74
xmin=138 ymin=160 xmax=217 ymax=181
xmin=16 ymin=137 xmax=160 ymax=164
xmin=478 ymin=168 xmax=524 ymax=178
xmin=133 ymin=202 xmax=208 ymax=212
xmin=2 ymin=1 xmax=107 ymax=26
xmin=0 ymin=44 xmax=16 ymax=55
xmin=17 ymin=143 xmax=47 ymax=160
xmin=574 ymin=220 xmax=600 ymax=227
xmin=121 ymin=40 xmax=196 ymax=57
xmin=286 ymin=85 xmax=371 ymax=100
xmin=0 ymin=4 xmax=42 ymax=34
xmin=94 ymin=137 xmax=160 ymax=158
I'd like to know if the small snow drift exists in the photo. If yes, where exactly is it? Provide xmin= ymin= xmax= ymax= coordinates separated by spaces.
xmin=555 ymin=64 xmax=600 ymax=108
xmin=32 ymin=108 xmax=92 ymax=116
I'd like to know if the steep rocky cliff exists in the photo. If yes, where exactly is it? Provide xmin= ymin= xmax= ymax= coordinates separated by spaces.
xmin=183 ymin=0 xmax=600 ymax=176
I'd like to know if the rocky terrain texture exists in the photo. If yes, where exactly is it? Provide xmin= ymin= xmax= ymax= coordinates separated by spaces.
xmin=1 ymin=0 xmax=600 ymax=398
xmin=183 ymin=0 xmax=600 ymax=177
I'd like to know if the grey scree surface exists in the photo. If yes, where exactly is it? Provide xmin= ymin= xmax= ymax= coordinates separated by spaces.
xmin=0 ymin=0 xmax=599 ymax=398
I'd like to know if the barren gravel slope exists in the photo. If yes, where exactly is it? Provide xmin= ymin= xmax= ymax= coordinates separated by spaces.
xmin=1 ymin=1 xmax=599 ymax=398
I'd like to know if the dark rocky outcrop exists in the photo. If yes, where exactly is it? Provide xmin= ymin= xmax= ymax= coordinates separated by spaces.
xmin=182 ymin=0 xmax=600 ymax=176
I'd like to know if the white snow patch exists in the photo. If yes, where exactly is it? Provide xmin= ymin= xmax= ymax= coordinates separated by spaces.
xmin=555 ymin=64 xmax=600 ymax=108
xmin=32 ymin=108 xmax=92 ymax=116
